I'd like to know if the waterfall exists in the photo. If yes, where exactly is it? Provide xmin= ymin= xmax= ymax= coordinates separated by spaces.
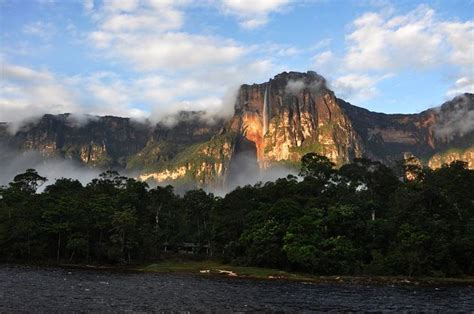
xmin=263 ymin=86 xmax=269 ymax=135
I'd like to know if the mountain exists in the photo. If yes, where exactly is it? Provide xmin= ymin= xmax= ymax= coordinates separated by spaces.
xmin=230 ymin=71 xmax=363 ymax=167
xmin=1 ymin=71 xmax=473 ymax=187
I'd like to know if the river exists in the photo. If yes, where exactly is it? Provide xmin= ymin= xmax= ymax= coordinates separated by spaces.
xmin=0 ymin=264 xmax=473 ymax=312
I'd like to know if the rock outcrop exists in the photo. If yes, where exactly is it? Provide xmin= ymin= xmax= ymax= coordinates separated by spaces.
xmin=229 ymin=71 xmax=363 ymax=169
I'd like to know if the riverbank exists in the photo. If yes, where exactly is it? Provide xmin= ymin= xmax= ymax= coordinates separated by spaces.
xmin=51 ymin=260 xmax=474 ymax=286
xmin=4 ymin=260 xmax=474 ymax=286
xmin=134 ymin=260 xmax=474 ymax=286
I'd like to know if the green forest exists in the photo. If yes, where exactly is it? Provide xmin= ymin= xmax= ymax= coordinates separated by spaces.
xmin=1 ymin=153 xmax=473 ymax=277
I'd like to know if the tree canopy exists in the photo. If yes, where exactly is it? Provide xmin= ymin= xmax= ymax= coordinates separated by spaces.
xmin=1 ymin=153 xmax=473 ymax=276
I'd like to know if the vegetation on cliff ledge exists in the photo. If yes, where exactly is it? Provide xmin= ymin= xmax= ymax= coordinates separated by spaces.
xmin=0 ymin=153 xmax=473 ymax=278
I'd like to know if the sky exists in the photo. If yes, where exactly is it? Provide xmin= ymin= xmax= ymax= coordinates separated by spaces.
xmin=0 ymin=0 xmax=473 ymax=126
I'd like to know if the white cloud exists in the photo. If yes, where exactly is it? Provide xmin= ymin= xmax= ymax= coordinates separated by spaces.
xmin=88 ymin=1 xmax=245 ymax=72
xmin=22 ymin=21 xmax=56 ymax=39
xmin=285 ymin=80 xmax=306 ymax=95
xmin=83 ymin=0 xmax=94 ymax=12
xmin=152 ymin=96 xmax=225 ymax=124
xmin=91 ymin=32 xmax=245 ymax=72
xmin=221 ymin=0 xmax=291 ymax=29
xmin=345 ymin=6 xmax=442 ymax=71
xmin=101 ymin=12 xmax=182 ymax=32
xmin=0 ymin=63 xmax=80 ymax=128
xmin=85 ymin=75 xmax=131 ymax=107
xmin=0 ymin=62 xmax=148 ymax=130
xmin=312 ymin=50 xmax=335 ymax=75
xmin=331 ymin=5 xmax=474 ymax=102
xmin=441 ymin=21 xmax=474 ymax=98
xmin=102 ymin=0 xmax=139 ymax=12
xmin=310 ymin=38 xmax=332 ymax=51
xmin=442 ymin=21 xmax=474 ymax=68
xmin=0 ymin=57 xmax=275 ymax=130
xmin=313 ymin=51 xmax=333 ymax=65
xmin=99 ymin=4 xmax=183 ymax=33
xmin=275 ymin=46 xmax=301 ymax=57
xmin=137 ymin=58 xmax=275 ymax=119
xmin=446 ymin=76 xmax=474 ymax=98
xmin=88 ymin=31 xmax=112 ymax=48
xmin=2 ymin=63 xmax=53 ymax=82
xmin=330 ymin=74 xmax=387 ymax=102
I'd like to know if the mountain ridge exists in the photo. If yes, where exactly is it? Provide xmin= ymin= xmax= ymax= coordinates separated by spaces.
xmin=1 ymin=71 xmax=473 ymax=187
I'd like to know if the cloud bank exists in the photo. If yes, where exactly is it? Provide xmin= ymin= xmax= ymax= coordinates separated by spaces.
xmin=220 ymin=0 xmax=291 ymax=29
xmin=1 ymin=0 xmax=278 ymax=130
xmin=316 ymin=5 xmax=474 ymax=104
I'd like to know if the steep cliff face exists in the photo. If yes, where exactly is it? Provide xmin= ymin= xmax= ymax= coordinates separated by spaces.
xmin=137 ymin=131 xmax=234 ymax=187
xmin=3 ymin=114 xmax=151 ymax=167
xmin=1 ymin=72 xmax=473 ymax=187
xmin=0 ymin=112 xmax=227 ymax=177
xmin=339 ymin=93 xmax=474 ymax=166
xmin=229 ymin=71 xmax=363 ymax=169
xmin=126 ymin=112 xmax=227 ymax=176
xmin=338 ymin=99 xmax=436 ymax=163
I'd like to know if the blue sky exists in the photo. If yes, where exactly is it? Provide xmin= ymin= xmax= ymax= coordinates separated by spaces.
xmin=1 ymin=0 xmax=473 ymax=125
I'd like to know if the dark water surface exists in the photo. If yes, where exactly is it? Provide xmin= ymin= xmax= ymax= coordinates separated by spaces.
xmin=0 ymin=264 xmax=473 ymax=312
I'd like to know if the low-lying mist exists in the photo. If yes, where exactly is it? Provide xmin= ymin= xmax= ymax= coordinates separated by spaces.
xmin=0 ymin=145 xmax=298 ymax=196
xmin=209 ymin=165 xmax=299 ymax=197
xmin=208 ymin=150 xmax=299 ymax=196
xmin=0 ymin=145 xmax=101 ymax=191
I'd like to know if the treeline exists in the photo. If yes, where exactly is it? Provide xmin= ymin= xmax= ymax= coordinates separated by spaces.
xmin=0 ymin=154 xmax=473 ymax=277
